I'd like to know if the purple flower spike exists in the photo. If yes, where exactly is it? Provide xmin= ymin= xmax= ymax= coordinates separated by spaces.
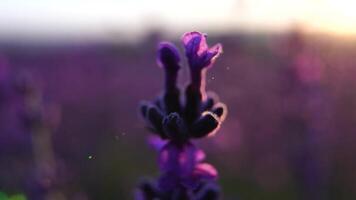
xmin=137 ymin=31 xmax=227 ymax=200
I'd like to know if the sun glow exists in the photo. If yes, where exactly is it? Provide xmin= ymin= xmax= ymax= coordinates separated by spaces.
xmin=303 ymin=0 xmax=356 ymax=35
xmin=0 ymin=0 xmax=356 ymax=39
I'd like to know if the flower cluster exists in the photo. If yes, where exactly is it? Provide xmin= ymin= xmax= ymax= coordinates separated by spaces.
xmin=137 ymin=32 xmax=227 ymax=200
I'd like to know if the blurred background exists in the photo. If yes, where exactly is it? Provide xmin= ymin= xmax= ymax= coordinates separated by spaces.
xmin=0 ymin=0 xmax=356 ymax=199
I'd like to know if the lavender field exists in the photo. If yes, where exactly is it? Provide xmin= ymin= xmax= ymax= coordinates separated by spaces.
xmin=1 ymin=30 xmax=356 ymax=200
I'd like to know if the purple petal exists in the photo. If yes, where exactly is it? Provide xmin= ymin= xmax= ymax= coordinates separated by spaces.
xmin=159 ymin=142 xmax=180 ymax=172
xmin=195 ymin=149 xmax=206 ymax=162
xmin=159 ymin=142 xmax=199 ymax=176
xmin=193 ymin=163 xmax=218 ymax=180
xmin=181 ymin=163 xmax=218 ymax=189
xmin=182 ymin=32 xmax=223 ymax=70
xmin=158 ymin=142 xmax=195 ymax=192
xmin=182 ymin=32 xmax=207 ymax=57
xmin=158 ymin=142 xmax=215 ymax=190
xmin=148 ymin=135 xmax=167 ymax=151
xmin=200 ymin=43 xmax=223 ymax=67
xmin=157 ymin=42 xmax=180 ymax=69
xmin=207 ymin=43 xmax=223 ymax=62
xmin=179 ymin=142 xmax=199 ymax=176
xmin=184 ymin=35 xmax=201 ymax=57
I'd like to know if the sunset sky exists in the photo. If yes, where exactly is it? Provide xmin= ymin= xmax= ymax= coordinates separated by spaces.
xmin=0 ymin=0 xmax=355 ymax=40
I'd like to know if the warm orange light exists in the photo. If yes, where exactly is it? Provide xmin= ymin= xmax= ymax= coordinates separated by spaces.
xmin=301 ymin=0 xmax=356 ymax=35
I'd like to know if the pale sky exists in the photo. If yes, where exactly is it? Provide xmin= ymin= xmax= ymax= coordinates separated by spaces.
xmin=0 ymin=0 xmax=355 ymax=41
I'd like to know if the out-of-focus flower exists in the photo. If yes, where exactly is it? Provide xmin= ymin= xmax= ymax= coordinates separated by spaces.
xmin=14 ymin=73 xmax=66 ymax=200
xmin=0 ymin=56 xmax=9 ymax=83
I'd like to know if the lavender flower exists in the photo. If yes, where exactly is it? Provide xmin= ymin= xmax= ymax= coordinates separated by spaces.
xmin=137 ymin=32 xmax=227 ymax=200
xmin=15 ymin=73 xmax=65 ymax=200
xmin=0 ymin=56 xmax=10 ymax=108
